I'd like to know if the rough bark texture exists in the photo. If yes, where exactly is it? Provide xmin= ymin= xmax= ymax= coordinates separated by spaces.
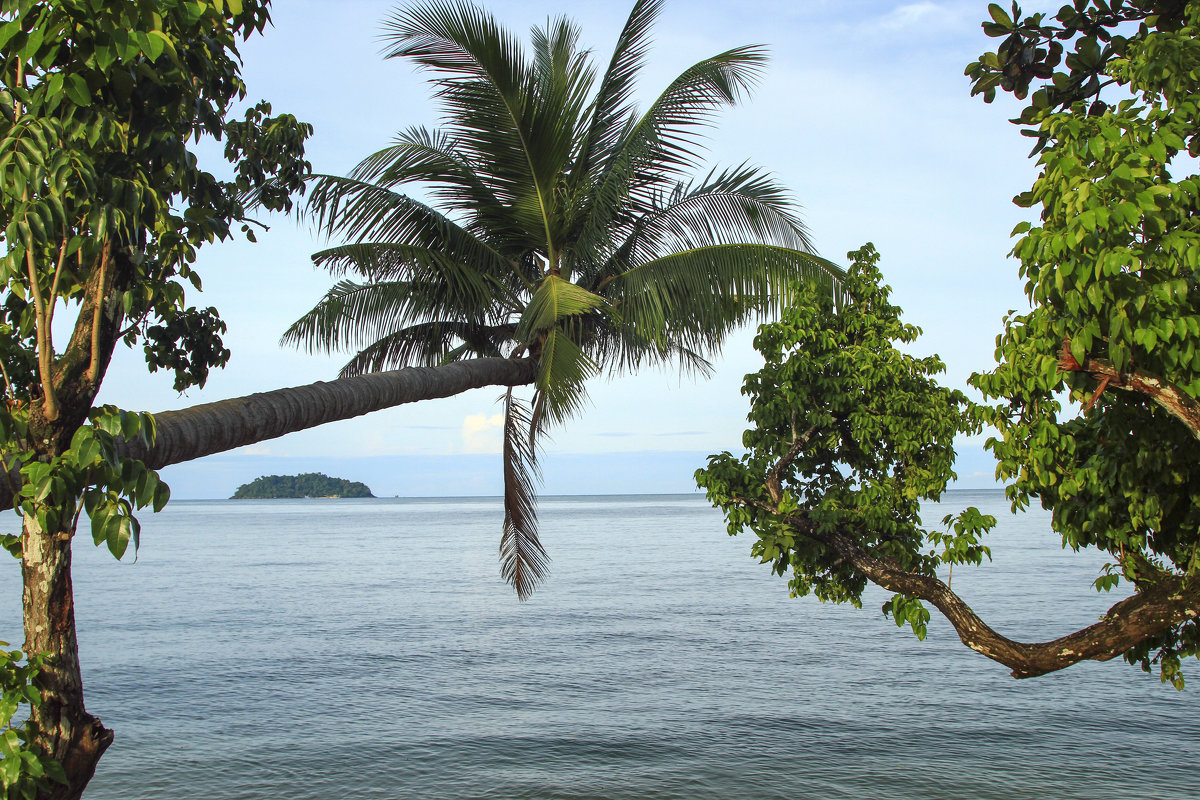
xmin=21 ymin=515 xmax=112 ymax=800
xmin=818 ymin=526 xmax=1200 ymax=678
xmin=16 ymin=248 xmax=126 ymax=800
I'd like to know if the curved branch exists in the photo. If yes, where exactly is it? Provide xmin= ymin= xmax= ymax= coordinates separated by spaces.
xmin=811 ymin=520 xmax=1200 ymax=679
xmin=765 ymin=423 xmax=817 ymax=505
xmin=728 ymin=494 xmax=1200 ymax=679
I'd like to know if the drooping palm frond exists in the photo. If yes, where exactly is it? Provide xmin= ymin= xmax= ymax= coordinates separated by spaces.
xmin=382 ymin=0 xmax=528 ymax=89
xmin=308 ymin=243 xmax=517 ymax=304
xmin=281 ymin=275 xmax=505 ymax=356
xmin=578 ymin=164 xmax=816 ymax=290
xmin=530 ymin=324 xmax=599 ymax=433
xmin=347 ymin=127 xmax=505 ymax=218
xmin=594 ymin=244 xmax=846 ymax=375
xmin=305 ymin=175 xmax=508 ymax=263
xmin=500 ymin=388 xmax=548 ymax=601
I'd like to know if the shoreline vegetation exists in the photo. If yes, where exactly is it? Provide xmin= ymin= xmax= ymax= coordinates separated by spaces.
xmin=231 ymin=473 xmax=375 ymax=499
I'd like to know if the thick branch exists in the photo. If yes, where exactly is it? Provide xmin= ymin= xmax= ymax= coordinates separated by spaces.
xmin=764 ymin=423 xmax=817 ymax=505
xmin=85 ymin=242 xmax=110 ymax=385
xmin=46 ymin=232 xmax=69 ymax=328
xmin=1059 ymin=347 xmax=1200 ymax=440
xmin=811 ymin=519 xmax=1199 ymax=679
xmin=729 ymin=493 xmax=1200 ymax=679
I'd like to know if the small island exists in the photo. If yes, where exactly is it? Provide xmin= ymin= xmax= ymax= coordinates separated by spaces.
xmin=231 ymin=473 xmax=375 ymax=499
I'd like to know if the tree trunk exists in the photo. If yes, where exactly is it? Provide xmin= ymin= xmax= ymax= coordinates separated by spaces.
xmin=21 ymin=514 xmax=112 ymax=800
xmin=5 ymin=356 xmax=535 ymax=798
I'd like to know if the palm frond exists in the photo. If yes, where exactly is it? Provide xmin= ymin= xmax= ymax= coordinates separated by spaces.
xmin=500 ymin=389 xmax=548 ymax=601
xmin=592 ymin=243 xmax=846 ymax=374
xmin=533 ymin=325 xmax=597 ymax=429
xmin=671 ymin=162 xmax=813 ymax=249
xmin=346 ymin=127 xmax=511 ymax=217
xmin=382 ymin=0 xmax=527 ymax=88
xmin=305 ymin=174 xmax=499 ymax=256
xmin=577 ymin=316 xmax=717 ymax=379
xmin=573 ymin=45 xmax=770 ymax=260
xmin=514 ymin=274 xmax=607 ymax=344
xmin=383 ymin=1 xmax=562 ymax=249
xmin=335 ymin=320 xmax=515 ymax=376
xmin=570 ymin=0 xmax=664 ymax=193
xmin=579 ymin=164 xmax=815 ymax=290
xmin=529 ymin=14 xmax=596 ymax=131
xmin=281 ymin=278 xmax=500 ymax=355
xmin=308 ymin=243 xmax=512 ymax=300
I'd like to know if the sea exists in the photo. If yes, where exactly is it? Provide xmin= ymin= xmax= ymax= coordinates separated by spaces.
xmin=0 ymin=491 xmax=1196 ymax=799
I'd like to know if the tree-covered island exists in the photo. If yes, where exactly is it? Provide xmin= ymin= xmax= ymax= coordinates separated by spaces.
xmin=231 ymin=473 xmax=374 ymax=499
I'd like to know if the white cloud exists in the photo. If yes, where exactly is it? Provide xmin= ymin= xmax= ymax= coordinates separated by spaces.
xmin=870 ymin=1 xmax=970 ymax=33
xmin=461 ymin=413 xmax=506 ymax=453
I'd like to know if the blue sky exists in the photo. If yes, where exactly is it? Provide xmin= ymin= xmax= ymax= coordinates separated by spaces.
xmin=94 ymin=0 xmax=1051 ymax=498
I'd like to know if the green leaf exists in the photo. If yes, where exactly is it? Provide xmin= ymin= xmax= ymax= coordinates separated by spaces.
xmin=152 ymin=481 xmax=171 ymax=513
xmin=106 ymin=515 xmax=135 ymax=559
xmin=987 ymin=4 xmax=1013 ymax=27
xmin=63 ymin=74 xmax=90 ymax=107
xmin=90 ymin=505 xmax=113 ymax=547
xmin=514 ymin=275 xmax=608 ymax=344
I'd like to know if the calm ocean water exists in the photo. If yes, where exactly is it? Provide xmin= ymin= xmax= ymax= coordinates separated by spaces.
xmin=1 ymin=491 xmax=1196 ymax=799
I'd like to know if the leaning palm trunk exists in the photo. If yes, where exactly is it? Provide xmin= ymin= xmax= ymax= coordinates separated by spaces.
xmin=128 ymin=357 xmax=535 ymax=469
xmin=0 ymin=358 xmax=535 ymax=512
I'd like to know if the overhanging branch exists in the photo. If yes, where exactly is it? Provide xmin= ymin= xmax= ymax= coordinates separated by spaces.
xmin=818 ymin=524 xmax=1199 ymax=678
xmin=730 ymin=496 xmax=1200 ymax=679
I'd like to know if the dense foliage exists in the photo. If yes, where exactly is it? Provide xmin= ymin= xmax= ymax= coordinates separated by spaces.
xmin=0 ymin=646 xmax=62 ymax=800
xmin=232 ymin=473 xmax=374 ymax=499
xmin=0 ymin=0 xmax=311 ymax=793
xmin=702 ymin=0 xmax=1200 ymax=685
xmin=0 ymin=0 xmax=311 ymax=557
xmin=968 ymin=0 xmax=1200 ymax=684
xmin=697 ymin=246 xmax=993 ymax=641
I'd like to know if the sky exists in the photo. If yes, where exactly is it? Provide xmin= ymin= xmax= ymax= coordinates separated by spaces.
xmin=94 ymin=0 xmax=1051 ymax=498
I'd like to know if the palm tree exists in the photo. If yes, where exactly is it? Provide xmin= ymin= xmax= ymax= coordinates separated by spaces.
xmin=283 ymin=0 xmax=845 ymax=599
